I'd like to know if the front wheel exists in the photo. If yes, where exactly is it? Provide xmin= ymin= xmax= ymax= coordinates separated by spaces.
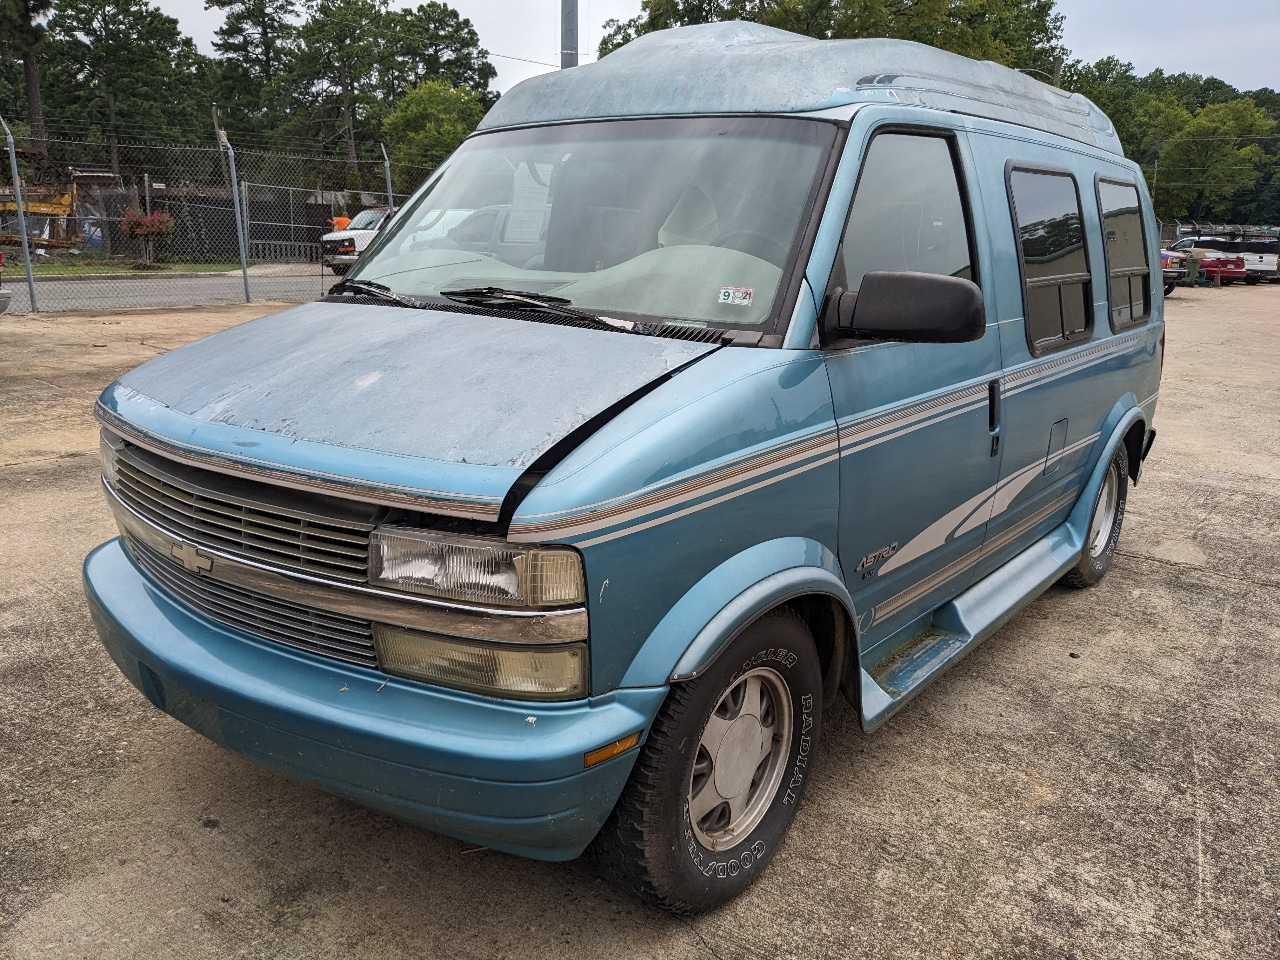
xmin=592 ymin=608 xmax=822 ymax=913
xmin=1164 ymin=282 xmax=1176 ymax=296
xmin=1064 ymin=443 xmax=1129 ymax=588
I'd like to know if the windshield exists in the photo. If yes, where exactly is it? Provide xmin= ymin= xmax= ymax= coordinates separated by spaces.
xmin=348 ymin=208 xmax=386 ymax=231
xmin=351 ymin=116 xmax=837 ymax=329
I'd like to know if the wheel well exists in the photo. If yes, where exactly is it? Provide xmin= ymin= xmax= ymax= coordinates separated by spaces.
xmin=1123 ymin=418 xmax=1146 ymax=485
xmin=781 ymin=594 xmax=852 ymax=707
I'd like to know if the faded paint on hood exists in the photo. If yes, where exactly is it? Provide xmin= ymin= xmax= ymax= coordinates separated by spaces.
xmin=115 ymin=301 xmax=717 ymax=468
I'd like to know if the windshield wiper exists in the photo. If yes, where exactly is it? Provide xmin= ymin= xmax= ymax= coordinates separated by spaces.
xmin=328 ymin=277 xmax=426 ymax=309
xmin=439 ymin=286 xmax=639 ymax=333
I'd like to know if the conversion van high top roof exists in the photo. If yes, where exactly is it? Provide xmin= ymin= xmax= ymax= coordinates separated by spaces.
xmin=480 ymin=21 xmax=1122 ymax=151
xmin=85 ymin=21 xmax=1162 ymax=912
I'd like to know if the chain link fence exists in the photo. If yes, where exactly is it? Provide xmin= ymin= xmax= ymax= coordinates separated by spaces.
xmin=1 ymin=126 xmax=426 ymax=313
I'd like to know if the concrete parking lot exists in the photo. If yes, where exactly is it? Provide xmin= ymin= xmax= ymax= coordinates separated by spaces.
xmin=1 ymin=287 xmax=1277 ymax=959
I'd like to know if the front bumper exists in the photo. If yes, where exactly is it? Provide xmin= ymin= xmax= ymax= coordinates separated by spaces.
xmin=322 ymin=253 xmax=358 ymax=267
xmin=83 ymin=538 xmax=666 ymax=860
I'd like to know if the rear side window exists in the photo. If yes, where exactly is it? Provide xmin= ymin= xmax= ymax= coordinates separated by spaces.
xmin=841 ymin=132 xmax=974 ymax=291
xmin=1097 ymin=179 xmax=1150 ymax=329
xmin=1008 ymin=167 xmax=1091 ymax=355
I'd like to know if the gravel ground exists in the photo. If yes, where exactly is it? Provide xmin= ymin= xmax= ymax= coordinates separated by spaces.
xmin=1 ymin=289 xmax=1277 ymax=959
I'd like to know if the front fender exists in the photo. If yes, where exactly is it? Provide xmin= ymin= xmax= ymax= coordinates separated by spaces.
xmin=619 ymin=537 xmax=854 ymax=688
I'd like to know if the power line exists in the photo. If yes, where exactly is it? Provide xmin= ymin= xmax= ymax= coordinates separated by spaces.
xmin=489 ymin=52 xmax=557 ymax=68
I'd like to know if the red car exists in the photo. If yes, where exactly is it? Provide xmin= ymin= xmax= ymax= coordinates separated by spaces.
xmin=1170 ymin=238 xmax=1247 ymax=285
xmin=1196 ymin=251 xmax=1247 ymax=284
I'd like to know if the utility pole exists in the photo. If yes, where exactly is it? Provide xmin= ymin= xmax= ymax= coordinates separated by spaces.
xmin=561 ymin=0 xmax=578 ymax=69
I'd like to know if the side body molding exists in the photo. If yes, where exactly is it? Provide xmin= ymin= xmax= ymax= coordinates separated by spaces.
xmin=855 ymin=403 xmax=1148 ymax=732
xmin=620 ymin=537 xmax=854 ymax=688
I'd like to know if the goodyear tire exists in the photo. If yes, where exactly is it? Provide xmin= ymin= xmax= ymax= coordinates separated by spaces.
xmin=1064 ymin=443 xmax=1128 ymax=588
xmin=592 ymin=608 xmax=822 ymax=913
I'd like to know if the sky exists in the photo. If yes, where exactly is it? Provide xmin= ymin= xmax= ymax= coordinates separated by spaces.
xmin=156 ymin=0 xmax=1279 ymax=95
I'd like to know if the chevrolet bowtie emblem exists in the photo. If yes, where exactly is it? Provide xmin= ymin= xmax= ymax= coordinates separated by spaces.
xmin=171 ymin=542 xmax=214 ymax=575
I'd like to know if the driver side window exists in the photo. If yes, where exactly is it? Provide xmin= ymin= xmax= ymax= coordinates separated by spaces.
xmin=840 ymin=132 xmax=975 ymax=291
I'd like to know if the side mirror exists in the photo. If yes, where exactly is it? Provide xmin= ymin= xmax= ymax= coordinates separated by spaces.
xmin=822 ymin=271 xmax=985 ymax=345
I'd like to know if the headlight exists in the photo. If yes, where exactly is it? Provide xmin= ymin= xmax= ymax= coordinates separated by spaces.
xmin=373 ymin=623 xmax=587 ymax=700
xmin=370 ymin=526 xmax=585 ymax=608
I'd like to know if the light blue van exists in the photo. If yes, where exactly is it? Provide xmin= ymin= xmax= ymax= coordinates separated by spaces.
xmin=84 ymin=23 xmax=1162 ymax=912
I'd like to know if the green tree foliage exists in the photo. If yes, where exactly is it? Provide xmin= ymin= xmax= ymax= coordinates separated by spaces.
xmin=0 ymin=0 xmax=57 ymax=151
xmin=598 ymin=0 xmax=1067 ymax=73
xmin=289 ymin=0 xmax=385 ymax=174
xmin=0 ymin=54 xmax=24 ymax=120
xmin=45 ymin=0 xmax=210 ymax=170
xmin=287 ymin=0 xmax=492 ymax=184
xmin=1065 ymin=60 xmax=1280 ymax=223
xmin=382 ymin=78 xmax=484 ymax=181
xmin=1154 ymin=99 xmax=1274 ymax=221
xmin=380 ymin=3 xmax=496 ymax=104
xmin=204 ymin=0 xmax=298 ymax=136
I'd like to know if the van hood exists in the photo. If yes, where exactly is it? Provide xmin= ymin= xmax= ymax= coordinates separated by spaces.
xmin=98 ymin=301 xmax=718 ymax=521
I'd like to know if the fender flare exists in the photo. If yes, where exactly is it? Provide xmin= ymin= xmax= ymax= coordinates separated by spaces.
xmin=619 ymin=537 xmax=857 ymax=689
xmin=1064 ymin=401 xmax=1145 ymax=552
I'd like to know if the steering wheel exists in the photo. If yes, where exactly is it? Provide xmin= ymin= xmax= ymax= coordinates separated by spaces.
xmin=712 ymin=230 xmax=790 ymax=267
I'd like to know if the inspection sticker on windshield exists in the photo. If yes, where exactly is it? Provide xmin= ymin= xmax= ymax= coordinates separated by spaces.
xmin=718 ymin=286 xmax=754 ymax=306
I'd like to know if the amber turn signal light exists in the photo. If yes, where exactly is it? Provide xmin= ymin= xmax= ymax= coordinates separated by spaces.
xmin=584 ymin=732 xmax=641 ymax=769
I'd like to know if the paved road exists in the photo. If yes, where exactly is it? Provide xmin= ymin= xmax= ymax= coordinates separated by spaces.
xmin=1 ymin=287 xmax=1278 ymax=959
xmin=3 ymin=266 xmax=330 ymax=312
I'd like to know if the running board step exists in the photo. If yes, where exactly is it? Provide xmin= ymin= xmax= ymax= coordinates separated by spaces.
xmin=860 ymin=523 xmax=1082 ymax=731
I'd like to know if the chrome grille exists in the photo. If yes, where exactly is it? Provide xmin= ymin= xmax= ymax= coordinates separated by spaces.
xmin=127 ymin=535 xmax=379 ymax=668
xmin=111 ymin=445 xmax=376 ymax=583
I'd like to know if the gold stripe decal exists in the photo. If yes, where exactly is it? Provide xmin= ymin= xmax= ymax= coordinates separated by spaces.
xmin=872 ymin=489 xmax=1079 ymax=625
xmin=509 ymin=427 xmax=840 ymax=541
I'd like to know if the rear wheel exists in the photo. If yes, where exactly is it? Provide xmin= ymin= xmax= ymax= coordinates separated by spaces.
xmin=1064 ymin=443 xmax=1128 ymax=588
xmin=1245 ymin=275 xmax=1260 ymax=285
xmin=592 ymin=609 xmax=822 ymax=913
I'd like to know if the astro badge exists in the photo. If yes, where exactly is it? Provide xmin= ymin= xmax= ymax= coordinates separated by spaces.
xmin=718 ymin=286 xmax=754 ymax=307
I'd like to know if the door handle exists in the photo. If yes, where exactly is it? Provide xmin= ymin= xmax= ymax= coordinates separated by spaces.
xmin=988 ymin=379 xmax=1001 ymax=458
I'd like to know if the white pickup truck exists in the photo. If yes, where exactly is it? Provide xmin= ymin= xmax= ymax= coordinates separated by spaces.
xmin=320 ymin=207 xmax=390 ymax=274
xmin=1238 ymin=237 xmax=1279 ymax=284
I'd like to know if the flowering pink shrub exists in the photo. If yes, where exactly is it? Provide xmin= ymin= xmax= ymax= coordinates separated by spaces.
xmin=121 ymin=208 xmax=175 ymax=238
